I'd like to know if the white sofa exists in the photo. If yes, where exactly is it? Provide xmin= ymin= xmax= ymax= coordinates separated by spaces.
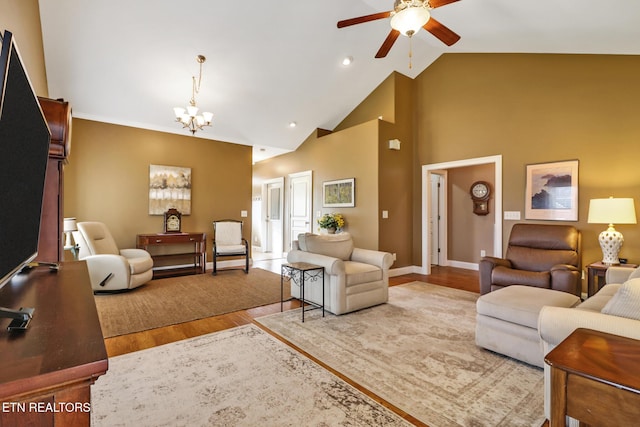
xmin=287 ymin=232 xmax=393 ymax=315
xmin=539 ymin=266 xmax=640 ymax=424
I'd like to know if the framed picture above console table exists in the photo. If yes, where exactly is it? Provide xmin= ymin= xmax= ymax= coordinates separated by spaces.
xmin=137 ymin=232 xmax=206 ymax=278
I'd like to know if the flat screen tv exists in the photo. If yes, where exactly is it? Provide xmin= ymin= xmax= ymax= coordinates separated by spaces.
xmin=0 ymin=30 xmax=51 ymax=290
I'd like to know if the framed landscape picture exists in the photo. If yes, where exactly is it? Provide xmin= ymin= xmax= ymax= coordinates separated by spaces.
xmin=323 ymin=178 xmax=355 ymax=208
xmin=525 ymin=160 xmax=578 ymax=221
xmin=149 ymin=164 xmax=192 ymax=215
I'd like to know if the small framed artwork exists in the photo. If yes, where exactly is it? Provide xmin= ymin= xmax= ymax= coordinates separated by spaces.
xmin=525 ymin=160 xmax=579 ymax=221
xmin=323 ymin=178 xmax=355 ymax=208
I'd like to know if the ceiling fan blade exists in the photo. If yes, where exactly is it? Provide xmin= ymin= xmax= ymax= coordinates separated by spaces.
xmin=337 ymin=11 xmax=392 ymax=28
xmin=428 ymin=0 xmax=460 ymax=9
xmin=424 ymin=18 xmax=461 ymax=46
xmin=375 ymin=29 xmax=400 ymax=58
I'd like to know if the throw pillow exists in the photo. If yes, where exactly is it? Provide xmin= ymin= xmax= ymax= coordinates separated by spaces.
xmin=601 ymin=277 xmax=640 ymax=320
xmin=628 ymin=267 xmax=640 ymax=280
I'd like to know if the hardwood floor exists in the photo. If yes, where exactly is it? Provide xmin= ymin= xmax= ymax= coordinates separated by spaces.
xmin=102 ymin=266 xmax=491 ymax=426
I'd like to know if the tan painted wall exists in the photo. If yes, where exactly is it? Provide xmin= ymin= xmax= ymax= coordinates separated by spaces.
xmin=64 ymin=119 xmax=252 ymax=260
xmin=415 ymin=53 xmax=640 ymax=274
xmin=0 ymin=0 xmax=48 ymax=96
xmin=253 ymin=121 xmax=380 ymax=251
xmin=447 ymin=164 xmax=495 ymax=263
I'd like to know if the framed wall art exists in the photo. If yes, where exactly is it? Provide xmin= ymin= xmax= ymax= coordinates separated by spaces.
xmin=149 ymin=164 xmax=192 ymax=215
xmin=322 ymin=178 xmax=355 ymax=208
xmin=525 ymin=160 xmax=578 ymax=221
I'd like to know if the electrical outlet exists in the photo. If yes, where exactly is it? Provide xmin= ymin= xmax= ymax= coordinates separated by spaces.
xmin=392 ymin=253 xmax=397 ymax=261
xmin=480 ymin=250 xmax=486 ymax=257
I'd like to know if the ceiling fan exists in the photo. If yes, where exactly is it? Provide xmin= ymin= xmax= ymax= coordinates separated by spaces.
xmin=337 ymin=0 xmax=461 ymax=60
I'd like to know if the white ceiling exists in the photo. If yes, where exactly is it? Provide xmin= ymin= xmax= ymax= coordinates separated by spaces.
xmin=38 ymin=0 xmax=640 ymax=162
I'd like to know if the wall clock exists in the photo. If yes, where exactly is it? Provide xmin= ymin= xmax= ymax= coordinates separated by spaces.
xmin=164 ymin=208 xmax=182 ymax=233
xmin=470 ymin=181 xmax=491 ymax=216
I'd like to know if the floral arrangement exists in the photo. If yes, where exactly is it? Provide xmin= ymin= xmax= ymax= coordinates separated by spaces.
xmin=317 ymin=213 xmax=345 ymax=231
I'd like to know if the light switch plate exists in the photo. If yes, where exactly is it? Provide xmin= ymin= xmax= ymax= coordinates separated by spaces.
xmin=504 ymin=211 xmax=521 ymax=220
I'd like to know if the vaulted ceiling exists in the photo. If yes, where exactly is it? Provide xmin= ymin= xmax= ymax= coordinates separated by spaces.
xmin=38 ymin=0 xmax=640 ymax=162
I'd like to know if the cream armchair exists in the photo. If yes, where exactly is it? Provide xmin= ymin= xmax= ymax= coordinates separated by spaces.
xmin=73 ymin=221 xmax=153 ymax=292
xmin=287 ymin=233 xmax=393 ymax=315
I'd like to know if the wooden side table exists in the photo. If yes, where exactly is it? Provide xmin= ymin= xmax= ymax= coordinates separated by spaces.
xmin=545 ymin=328 xmax=640 ymax=427
xmin=586 ymin=261 xmax=638 ymax=297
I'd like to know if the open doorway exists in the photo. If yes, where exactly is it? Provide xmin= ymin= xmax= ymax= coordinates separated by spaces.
xmin=421 ymin=155 xmax=503 ymax=275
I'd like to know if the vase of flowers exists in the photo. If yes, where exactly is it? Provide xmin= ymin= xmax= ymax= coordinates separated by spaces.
xmin=318 ymin=213 xmax=345 ymax=234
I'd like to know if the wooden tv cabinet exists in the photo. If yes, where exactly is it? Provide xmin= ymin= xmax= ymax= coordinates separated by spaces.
xmin=0 ymin=261 xmax=108 ymax=426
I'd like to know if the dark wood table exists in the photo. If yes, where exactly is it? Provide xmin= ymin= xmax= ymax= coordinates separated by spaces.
xmin=137 ymin=232 xmax=207 ymax=278
xmin=0 ymin=261 xmax=108 ymax=426
xmin=545 ymin=328 xmax=640 ymax=427
xmin=586 ymin=261 xmax=638 ymax=297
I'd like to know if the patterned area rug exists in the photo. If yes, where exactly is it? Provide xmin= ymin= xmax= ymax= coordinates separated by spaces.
xmin=257 ymin=282 xmax=545 ymax=427
xmin=91 ymin=324 xmax=411 ymax=426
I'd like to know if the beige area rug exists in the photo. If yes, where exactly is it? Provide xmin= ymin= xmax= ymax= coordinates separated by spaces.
xmin=91 ymin=324 xmax=412 ymax=427
xmin=94 ymin=268 xmax=290 ymax=338
xmin=257 ymin=282 xmax=545 ymax=427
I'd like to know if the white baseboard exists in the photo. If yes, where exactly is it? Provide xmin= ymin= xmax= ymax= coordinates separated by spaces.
xmin=447 ymin=260 xmax=479 ymax=271
xmin=389 ymin=266 xmax=417 ymax=277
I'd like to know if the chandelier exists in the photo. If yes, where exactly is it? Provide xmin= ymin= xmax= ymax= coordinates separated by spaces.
xmin=173 ymin=55 xmax=213 ymax=135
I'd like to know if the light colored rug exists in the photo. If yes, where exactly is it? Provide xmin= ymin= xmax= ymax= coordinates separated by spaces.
xmin=91 ymin=324 xmax=412 ymax=427
xmin=94 ymin=268 xmax=289 ymax=338
xmin=257 ymin=282 xmax=545 ymax=427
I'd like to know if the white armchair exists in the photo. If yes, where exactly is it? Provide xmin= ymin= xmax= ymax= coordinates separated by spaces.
xmin=73 ymin=221 xmax=153 ymax=292
xmin=287 ymin=233 xmax=393 ymax=315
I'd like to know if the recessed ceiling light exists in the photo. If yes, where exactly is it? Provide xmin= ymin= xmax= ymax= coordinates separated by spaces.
xmin=342 ymin=56 xmax=353 ymax=66
xmin=289 ymin=121 xmax=297 ymax=128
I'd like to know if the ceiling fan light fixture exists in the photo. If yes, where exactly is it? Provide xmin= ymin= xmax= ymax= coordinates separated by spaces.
xmin=390 ymin=6 xmax=430 ymax=37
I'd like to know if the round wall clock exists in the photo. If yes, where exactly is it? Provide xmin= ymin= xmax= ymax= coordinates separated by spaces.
xmin=164 ymin=208 xmax=182 ymax=233
xmin=470 ymin=181 xmax=491 ymax=216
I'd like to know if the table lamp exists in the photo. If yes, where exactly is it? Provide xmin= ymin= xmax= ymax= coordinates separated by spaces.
xmin=63 ymin=217 xmax=78 ymax=259
xmin=587 ymin=197 xmax=637 ymax=265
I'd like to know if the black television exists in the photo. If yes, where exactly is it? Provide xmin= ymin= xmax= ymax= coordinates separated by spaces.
xmin=0 ymin=30 xmax=51 ymax=292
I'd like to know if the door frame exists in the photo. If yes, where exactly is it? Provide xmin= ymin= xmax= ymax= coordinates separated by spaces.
xmin=421 ymin=155 xmax=503 ymax=275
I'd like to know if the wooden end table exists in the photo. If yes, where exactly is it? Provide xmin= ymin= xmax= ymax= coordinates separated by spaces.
xmin=281 ymin=262 xmax=325 ymax=322
xmin=586 ymin=261 xmax=638 ymax=297
xmin=544 ymin=328 xmax=640 ymax=427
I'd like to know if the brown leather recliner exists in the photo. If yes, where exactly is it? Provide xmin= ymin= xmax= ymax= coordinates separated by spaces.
xmin=479 ymin=224 xmax=582 ymax=296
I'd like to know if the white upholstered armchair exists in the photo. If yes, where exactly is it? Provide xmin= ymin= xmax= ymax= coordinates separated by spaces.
xmin=73 ymin=221 xmax=153 ymax=292
xmin=287 ymin=233 xmax=393 ymax=315
xmin=212 ymin=220 xmax=249 ymax=275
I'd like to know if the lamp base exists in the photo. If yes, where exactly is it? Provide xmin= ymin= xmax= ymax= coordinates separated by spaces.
xmin=599 ymin=225 xmax=624 ymax=265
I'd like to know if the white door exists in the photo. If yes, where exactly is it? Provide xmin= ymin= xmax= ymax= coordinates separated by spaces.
xmin=430 ymin=173 xmax=445 ymax=266
xmin=265 ymin=180 xmax=283 ymax=256
xmin=289 ymin=171 xmax=312 ymax=250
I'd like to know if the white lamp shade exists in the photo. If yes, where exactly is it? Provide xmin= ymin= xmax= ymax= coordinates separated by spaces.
xmin=202 ymin=111 xmax=214 ymax=123
xmin=173 ymin=107 xmax=185 ymax=118
xmin=63 ymin=217 xmax=77 ymax=232
xmin=587 ymin=198 xmax=637 ymax=225
xmin=390 ymin=6 xmax=430 ymax=36
xmin=187 ymin=105 xmax=199 ymax=117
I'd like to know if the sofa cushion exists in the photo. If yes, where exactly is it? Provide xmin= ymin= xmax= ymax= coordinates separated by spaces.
xmin=629 ymin=268 xmax=640 ymax=281
xmin=576 ymin=283 xmax=621 ymax=312
xmin=601 ymin=278 xmax=640 ymax=320
xmin=298 ymin=233 xmax=353 ymax=261
xmin=344 ymin=261 xmax=382 ymax=286
xmin=477 ymin=285 xmax=580 ymax=329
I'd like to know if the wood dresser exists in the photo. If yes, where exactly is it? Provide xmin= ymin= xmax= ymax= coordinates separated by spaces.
xmin=0 ymin=261 xmax=108 ymax=426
